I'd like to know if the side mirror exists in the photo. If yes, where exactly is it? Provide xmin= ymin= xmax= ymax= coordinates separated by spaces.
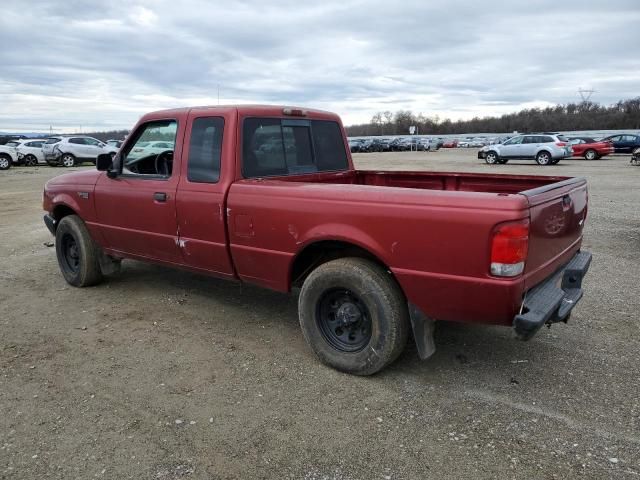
xmin=97 ymin=153 xmax=119 ymax=179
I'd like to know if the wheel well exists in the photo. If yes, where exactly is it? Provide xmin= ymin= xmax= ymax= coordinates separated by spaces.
xmin=290 ymin=240 xmax=390 ymax=288
xmin=537 ymin=150 xmax=551 ymax=157
xmin=52 ymin=204 xmax=76 ymax=221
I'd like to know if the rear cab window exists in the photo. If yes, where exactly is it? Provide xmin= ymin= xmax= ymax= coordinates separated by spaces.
xmin=242 ymin=118 xmax=348 ymax=178
xmin=187 ymin=117 xmax=224 ymax=183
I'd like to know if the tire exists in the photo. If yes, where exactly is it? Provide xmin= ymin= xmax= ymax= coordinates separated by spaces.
xmin=0 ymin=154 xmax=11 ymax=170
xmin=535 ymin=151 xmax=552 ymax=165
xmin=497 ymin=158 xmax=509 ymax=164
xmin=584 ymin=149 xmax=598 ymax=160
xmin=61 ymin=153 xmax=76 ymax=167
xmin=550 ymin=158 xmax=561 ymax=165
xmin=25 ymin=154 xmax=38 ymax=166
xmin=298 ymin=257 xmax=409 ymax=375
xmin=55 ymin=215 xmax=103 ymax=287
xmin=484 ymin=151 xmax=499 ymax=164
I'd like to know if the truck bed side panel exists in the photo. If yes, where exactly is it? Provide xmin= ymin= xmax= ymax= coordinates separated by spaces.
xmin=227 ymin=181 xmax=531 ymax=325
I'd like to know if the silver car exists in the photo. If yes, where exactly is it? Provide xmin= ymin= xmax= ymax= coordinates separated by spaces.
xmin=478 ymin=134 xmax=573 ymax=165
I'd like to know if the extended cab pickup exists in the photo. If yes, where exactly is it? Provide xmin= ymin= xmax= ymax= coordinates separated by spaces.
xmin=43 ymin=105 xmax=592 ymax=375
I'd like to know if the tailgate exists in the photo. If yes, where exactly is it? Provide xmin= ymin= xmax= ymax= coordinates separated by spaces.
xmin=522 ymin=177 xmax=588 ymax=289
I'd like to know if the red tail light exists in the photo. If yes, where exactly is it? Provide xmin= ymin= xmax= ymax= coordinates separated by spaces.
xmin=490 ymin=219 xmax=529 ymax=277
xmin=555 ymin=142 xmax=567 ymax=147
xmin=282 ymin=108 xmax=307 ymax=117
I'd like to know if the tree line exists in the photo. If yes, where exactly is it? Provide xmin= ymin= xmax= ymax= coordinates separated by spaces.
xmin=345 ymin=98 xmax=640 ymax=136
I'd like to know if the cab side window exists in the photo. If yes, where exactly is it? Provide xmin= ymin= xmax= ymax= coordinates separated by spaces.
xmin=121 ymin=120 xmax=177 ymax=177
xmin=187 ymin=117 xmax=224 ymax=183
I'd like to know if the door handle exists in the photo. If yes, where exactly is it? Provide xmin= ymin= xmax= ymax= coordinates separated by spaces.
xmin=153 ymin=192 xmax=167 ymax=202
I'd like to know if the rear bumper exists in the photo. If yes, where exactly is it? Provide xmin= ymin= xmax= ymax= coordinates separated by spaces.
xmin=513 ymin=250 xmax=592 ymax=340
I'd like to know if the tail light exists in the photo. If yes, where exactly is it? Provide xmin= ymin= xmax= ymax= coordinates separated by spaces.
xmin=490 ymin=219 xmax=529 ymax=277
xmin=283 ymin=108 xmax=307 ymax=117
xmin=555 ymin=142 xmax=567 ymax=147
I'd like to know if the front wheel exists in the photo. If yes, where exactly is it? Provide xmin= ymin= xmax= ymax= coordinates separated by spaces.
xmin=298 ymin=258 xmax=409 ymax=375
xmin=25 ymin=154 xmax=38 ymax=166
xmin=584 ymin=149 xmax=598 ymax=160
xmin=0 ymin=154 xmax=11 ymax=170
xmin=536 ymin=151 xmax=552 ymax=165
xmin=484 ymin=151 xmax=499 ymax=164
xmin=55 ymin=215 xmax=103 ymax=287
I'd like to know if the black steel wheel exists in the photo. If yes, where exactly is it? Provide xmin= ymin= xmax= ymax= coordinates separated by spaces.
xmin=55 ymin=215 xmax=103 ymax=287
xmin=60 ymin=232 xmax=81 ymax=274
xmin=316 ymin=288 xmax=372 ymax=353
xmin=299 ymin=257 xmax=409 ymax=375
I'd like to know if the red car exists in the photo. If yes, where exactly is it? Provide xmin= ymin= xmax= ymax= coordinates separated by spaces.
xmin=442 ymin=140 xmax=458 ymax=148
xmin=568 ymin=137 xmax=614 ymax=160
xmin=42 ymin=105 xmax=591 ymax=375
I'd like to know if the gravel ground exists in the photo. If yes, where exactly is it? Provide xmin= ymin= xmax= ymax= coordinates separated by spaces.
xmin=0 ymin=149 xmax=639 ymax=479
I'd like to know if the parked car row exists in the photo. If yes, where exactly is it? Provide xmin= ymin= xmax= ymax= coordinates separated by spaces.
xmin=349 ymin=137 xmax=442 ymax=153
xmin=0 ymin=136 xmax=123 ymax=170
xmin=478 ymin=133 xmax=640 ymax=165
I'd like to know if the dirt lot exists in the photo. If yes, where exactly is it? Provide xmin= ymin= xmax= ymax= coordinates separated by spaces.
xmin=1 ymin=149 xmax=639 ymax=479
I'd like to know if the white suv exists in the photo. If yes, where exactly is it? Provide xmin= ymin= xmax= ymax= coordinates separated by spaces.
xmin=16 ymin=139 xmax=46 ymax=166
xmin=478 ymin=134 xmax=573 ymax=165
xmin=43 ymin=136 xmax=118 ymax=167
xmin=0 ymin=145 xmax=17 ymax=170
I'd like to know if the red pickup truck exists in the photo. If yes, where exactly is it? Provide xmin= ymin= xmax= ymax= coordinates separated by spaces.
xmin=43 ymin=105 xmax=592 ymax=375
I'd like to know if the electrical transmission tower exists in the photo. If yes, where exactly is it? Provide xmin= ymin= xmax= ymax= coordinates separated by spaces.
xmin=578 ymin=87 xmax=595 ymax=102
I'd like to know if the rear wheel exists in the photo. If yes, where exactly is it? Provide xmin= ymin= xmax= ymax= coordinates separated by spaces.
xmin=0 ymin=154 xmax=11 ymax=170
xmin=535 ymin=151 xmax=551 ymax=165
xmin=61 ymin=153 xmax=76 ymax=167
xmin=298 ymin=258 xmax=409 ymax=375
xmin=484 ymin=151 xmax=499 ymax=164
xmin=584 ymin=149 xmax=598 ymax=160
xmin=55 ymin=215 xmax=103 ymax=287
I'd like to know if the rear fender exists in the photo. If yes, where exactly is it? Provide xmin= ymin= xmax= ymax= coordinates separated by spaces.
xmin=295 ymin=223 xmax=391 ymax=272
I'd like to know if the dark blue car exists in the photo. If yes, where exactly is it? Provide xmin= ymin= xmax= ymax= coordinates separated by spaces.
xmin=600 ymin=134 xmax=640 ymax=153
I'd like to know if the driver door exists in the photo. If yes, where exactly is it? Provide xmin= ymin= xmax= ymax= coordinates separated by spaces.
xmin=94 ymin=118 xmax=184 ymax=264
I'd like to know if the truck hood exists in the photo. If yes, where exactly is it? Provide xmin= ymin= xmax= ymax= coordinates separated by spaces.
xmin=45 ymin=169 xmax=102 ymax=187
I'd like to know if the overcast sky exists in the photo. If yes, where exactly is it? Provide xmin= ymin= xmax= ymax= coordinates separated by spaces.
xmin=1 ymin=0 xmax=639 ymax=132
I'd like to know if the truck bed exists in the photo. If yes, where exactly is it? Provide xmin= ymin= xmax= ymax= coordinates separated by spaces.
xmin=229 ymin=169 xmax=587 ymax=327
xmin=275 ymin=169 xmax=570 ymax=195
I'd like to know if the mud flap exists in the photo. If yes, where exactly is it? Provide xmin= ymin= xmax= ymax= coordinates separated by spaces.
xmin=408 ymin=303 xmax=436 ymax=360
xmin=98 ymin=250 xmax=121 ymax=275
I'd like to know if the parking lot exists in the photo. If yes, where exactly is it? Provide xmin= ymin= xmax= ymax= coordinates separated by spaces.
xmin=1 ymin=148 xmax=639 ymax=479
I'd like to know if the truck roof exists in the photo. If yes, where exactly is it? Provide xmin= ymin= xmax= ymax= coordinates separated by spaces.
xmin=144 ymin=105 xmax=341 ymax=121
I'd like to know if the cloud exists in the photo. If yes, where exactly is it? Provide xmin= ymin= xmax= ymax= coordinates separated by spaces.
xmin=0 ymin=0 xmax=639 ymax=132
